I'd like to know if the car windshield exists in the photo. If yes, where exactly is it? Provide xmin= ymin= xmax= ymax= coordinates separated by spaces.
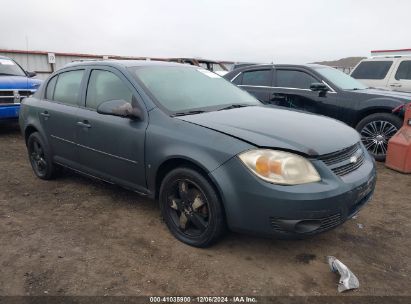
xmin=131 ymin=66 xmax=260 ymax=114
xmin=0 ymin=58 xmax=26 ymax=77
xmin=315 ymin=66 xmax=368 ymax=90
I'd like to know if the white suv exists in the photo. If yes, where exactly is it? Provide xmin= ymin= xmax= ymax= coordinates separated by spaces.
xmin=351 ymin=56 xmax=411 ymax=93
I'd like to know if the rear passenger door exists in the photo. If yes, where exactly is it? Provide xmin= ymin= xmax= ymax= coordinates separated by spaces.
xmin=233 ymin=68 xmax=273 ymax=102
xmin=76 ymin=67 xmax=148 ymax=192
xmin=389 ymin=59 xmax=411 ymax=92
xmin=39 ymin=69 xmax=85 ymax=167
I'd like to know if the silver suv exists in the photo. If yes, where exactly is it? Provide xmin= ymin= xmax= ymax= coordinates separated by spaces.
xmin=351 ymin=54 xmax=411 ymax=93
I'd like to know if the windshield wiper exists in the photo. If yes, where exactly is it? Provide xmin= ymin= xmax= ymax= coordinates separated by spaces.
xmin=171 ymin=110 xmax=207 ymax=117
xmin=217 ymin=104 xmax=251 ymax=111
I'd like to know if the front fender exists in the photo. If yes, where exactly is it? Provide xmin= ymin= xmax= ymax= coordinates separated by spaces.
xmin=355 ymin=97 xmax=406 ymax=124
xmin=145 ymin=108 xmax=253 ymax=193
xmin=358 ymin=97 xmax=405 ymax=110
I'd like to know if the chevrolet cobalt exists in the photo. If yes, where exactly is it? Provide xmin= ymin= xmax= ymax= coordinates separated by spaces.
xmin=19 ymin=61 xmax=376 ymax=247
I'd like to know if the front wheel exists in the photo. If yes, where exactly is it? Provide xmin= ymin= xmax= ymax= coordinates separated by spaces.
xmin=356 ymin=113 xmax=402 ymax=161
xmin=159 ymin=167 xmax=226 ymax=247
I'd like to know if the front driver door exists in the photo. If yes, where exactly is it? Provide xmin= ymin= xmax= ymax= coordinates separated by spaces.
xmin=271 ymin=68 xmax=337 ymax=117
xmin=76 ymin=67 xmax=148 ymax=192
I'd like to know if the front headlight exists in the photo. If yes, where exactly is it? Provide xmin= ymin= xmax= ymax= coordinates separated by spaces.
xmin=239 ymin=149 xmax=321 ymax=185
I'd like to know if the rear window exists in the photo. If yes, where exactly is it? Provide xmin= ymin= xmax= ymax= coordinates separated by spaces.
xmin=351 ymin=61 xmax=393 ymax=80
xmin=53 ymin=70 xmax=84 ymax=106
xmin=395 ymin=60 xmax=411 ymax=80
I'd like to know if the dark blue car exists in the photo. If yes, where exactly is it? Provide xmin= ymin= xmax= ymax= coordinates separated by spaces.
xmin=19 ymin=60 xmax=376 ymax=247
xmin=0 ymin=56 xmax=42 ymax=122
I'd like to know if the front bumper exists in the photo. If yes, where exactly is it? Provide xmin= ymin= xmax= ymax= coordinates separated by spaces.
xmin=0 ymin=104 xmax=20 ymax=120
xmin=209 ymin=150 xmax=376 ymax=238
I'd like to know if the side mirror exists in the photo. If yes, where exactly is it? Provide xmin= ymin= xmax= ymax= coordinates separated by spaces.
xmin=26 ymin=71 xmax=37 ymax=78
xmin=310 ymin=82 xmax=329 ymax=92
xmin=97 ymin=100 xmax=142 ymax=120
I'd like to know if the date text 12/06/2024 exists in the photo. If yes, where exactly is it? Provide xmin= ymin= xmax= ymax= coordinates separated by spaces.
xmin=149 ymin=296 xmax=258 ymax=303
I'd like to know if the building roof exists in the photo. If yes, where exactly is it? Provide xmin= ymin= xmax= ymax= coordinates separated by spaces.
xmin=64 ymin=59 xmax=193 ymax=68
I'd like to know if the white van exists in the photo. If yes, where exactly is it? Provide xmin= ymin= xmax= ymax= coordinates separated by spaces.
xmin=351 ymin=50 xmax=411 ymax=93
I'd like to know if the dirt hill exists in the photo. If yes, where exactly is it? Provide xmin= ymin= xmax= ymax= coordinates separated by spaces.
xmin=313 ymin=57 xmax=366 ymax=68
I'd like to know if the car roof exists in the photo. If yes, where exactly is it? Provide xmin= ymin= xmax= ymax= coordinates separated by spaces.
xmin=226 ymin=63 xmax=329 ymax=74
xmin=64 ymin=59 xmax=195 ymax=69
xmin=238 ymin=63 xmax=326 ymax=69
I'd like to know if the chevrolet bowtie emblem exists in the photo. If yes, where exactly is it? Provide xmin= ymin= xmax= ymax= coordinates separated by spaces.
xmin=350 ymin=149 xmax=362 ymax=164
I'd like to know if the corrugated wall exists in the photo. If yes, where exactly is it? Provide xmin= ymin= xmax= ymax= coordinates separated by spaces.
xmin=1 ymin=50 xmax=234 ymax=80
xmin=0 ymin=51 xmax=98 ymax=80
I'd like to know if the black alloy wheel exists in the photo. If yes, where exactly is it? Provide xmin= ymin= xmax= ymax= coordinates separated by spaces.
xmin=159 ymin=167 xmax=225 ymax=247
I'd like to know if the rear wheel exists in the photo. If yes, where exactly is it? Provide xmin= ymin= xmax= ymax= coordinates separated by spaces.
xmin=27 ymin=132 xmax=60 ymax=180
xmin=159 ymin=167 xmax=226 ymax=247
xmin=356 ymin=113 xmax=402 ymax=161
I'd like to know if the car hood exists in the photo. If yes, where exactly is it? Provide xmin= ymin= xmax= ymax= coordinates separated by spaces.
xmin=353 ymin=88 xmax=411 ymax=101
xmin=0 ymin=76 xmax=42 ymax=90
xmin=177 ymin=106 xmax=360 ymax=156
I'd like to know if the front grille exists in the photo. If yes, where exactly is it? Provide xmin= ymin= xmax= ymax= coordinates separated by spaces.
xmin=0 ymin=97 xmax=14 ymax=103
xmin=332 ymin=153 xmax=365 ymax=176
xmin=318 ymin=142 xmax=364 ymax=176
xmin=0 ymin=90 xmax=31 ymax=104
xmin=269 ymin=212 xmax=342 ymax=234
xmin=18 ymin=90 xmax=31 ymax=97
xmin=0 ymin=90 xmax=14 ymax=96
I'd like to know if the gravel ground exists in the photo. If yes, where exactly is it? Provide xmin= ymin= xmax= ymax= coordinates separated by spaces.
xmin=0 ymin=123 xmax=410 ymax=296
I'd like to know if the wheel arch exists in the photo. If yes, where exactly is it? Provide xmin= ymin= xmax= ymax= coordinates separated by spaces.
xmin=155 ymin=157 xmax=213 ymax=199
xmin=154 ymin=157 xmax=228 ymax=222
xmin=24 ymin=125 xmax=39 ymax=145
xmin=354 ymin=107 xmax=397 ymax=127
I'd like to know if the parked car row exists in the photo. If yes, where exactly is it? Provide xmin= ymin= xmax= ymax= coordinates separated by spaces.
xmin=0 ymin=56 xmax=42 ymax=122
xmin=224 ymin=64 xmax=409 ymax=161
xmin=19 ymin=60 xmax=377 ymax=247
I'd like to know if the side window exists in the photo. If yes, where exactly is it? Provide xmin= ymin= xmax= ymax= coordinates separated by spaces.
xmin=86 ymin=70 xmax=133 ymax=110
xmin=351 ymin=61 xmax=393 ymax=80
xmin=395 ymin=61 xmax=411 ymax=80
xmin=276 ymin=70 xmax=318 ymax=89
xmin=53 ymin=70 xmax=84 ymax=106
xmin=45 ymin=75 xmax=57 ymax=100
xmin=242 ymin=70 xmax=271 ymax=86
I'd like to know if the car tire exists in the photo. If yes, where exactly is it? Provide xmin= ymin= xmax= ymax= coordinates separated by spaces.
xmin=27 ymin=132 xmax=60 ymax=180
xmin=356 ymin=113 xmax=402 ymax=161
xmin=159 ymin=167 xmax=226 ymax=247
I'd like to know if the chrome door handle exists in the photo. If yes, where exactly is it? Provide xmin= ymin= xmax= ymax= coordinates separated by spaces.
xmin=390 ymin=84 xmax=402 ymax=87
xmin=76 ymin=121 xmax=91 ymax=128
xmin=40 ymin=111 xmax=50 ymax=118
